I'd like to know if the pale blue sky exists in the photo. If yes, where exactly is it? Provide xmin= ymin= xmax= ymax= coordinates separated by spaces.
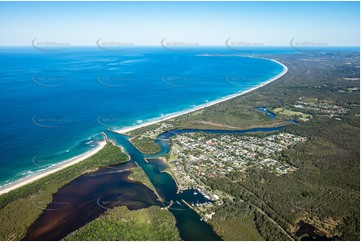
xmin=0 ymin=1 xmax=359 ymax=46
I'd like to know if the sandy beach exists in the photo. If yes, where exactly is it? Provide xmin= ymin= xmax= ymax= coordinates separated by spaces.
xmin=114 ymin=58 xmax=288 ymax=134
xmin=0 ymin=58 xmax=287 ymax=196
xmin=0 ymin=140 xmax=107 ymax=196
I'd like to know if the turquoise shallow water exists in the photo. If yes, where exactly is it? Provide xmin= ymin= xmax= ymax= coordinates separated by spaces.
xmin=0 ymin=47 xmax=286 ymax=187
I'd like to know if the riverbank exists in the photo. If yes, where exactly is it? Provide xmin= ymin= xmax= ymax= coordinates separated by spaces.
xmin=0 ymin=140 xmax=107 ymax=196
xmin=113 ymin=58 xmax=288 ymax=134
xmin=0 ymin=140 xmax=130 ymax=240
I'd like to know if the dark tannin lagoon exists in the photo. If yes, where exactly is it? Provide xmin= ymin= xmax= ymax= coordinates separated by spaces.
xmin=24 ymin=163 xmax=159 ymax=241
xmin=294 ymin=221 xmax=334 ymax=241
xmin=24 ymin=126 xmax=285 ymax=241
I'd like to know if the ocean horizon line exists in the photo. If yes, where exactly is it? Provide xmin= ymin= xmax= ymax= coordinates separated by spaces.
xmin=0 ymin=45 xmax=359 ymax=48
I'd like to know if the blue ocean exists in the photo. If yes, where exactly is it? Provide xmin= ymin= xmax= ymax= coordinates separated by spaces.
xmin=0 ymin=46 xmax=305 ymax=187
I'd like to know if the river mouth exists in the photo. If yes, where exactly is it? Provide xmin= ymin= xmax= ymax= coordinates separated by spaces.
xmin=106 ymin=131 xmax=222 ymax=241
xmin=24 ymin=126 xmax=286 ymax=241
xmin=0 ymin=50 xmax=285 ymax=189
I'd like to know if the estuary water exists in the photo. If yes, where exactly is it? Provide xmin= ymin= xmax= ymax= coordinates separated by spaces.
xmin=24 ymin=126 xmax=285 ymax=240
xmin=0 ymin=47 xmax=285 ymax=187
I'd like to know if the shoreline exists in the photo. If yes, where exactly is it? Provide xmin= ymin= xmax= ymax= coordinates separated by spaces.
xmin=113 ymin=58 xmax=288 ymax=134
xmin=0 ymin=140 xmax=107 ymax=196
xmin=0 ymin=57 xmax=287 ymax=197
